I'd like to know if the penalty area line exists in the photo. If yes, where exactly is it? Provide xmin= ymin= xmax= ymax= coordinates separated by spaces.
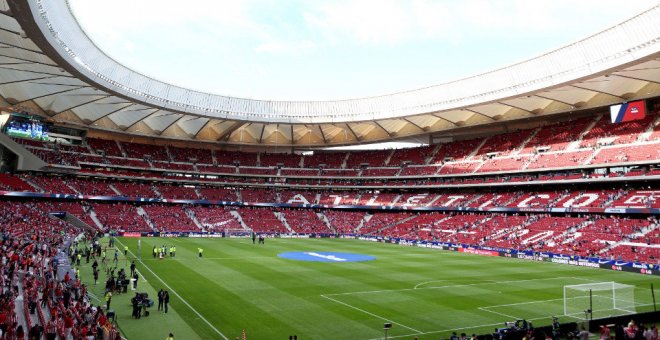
xmin=115 ymin=238 xmax=229 ymax=340
xmin=320 ymin=294 xmax=422 ymax=334
xmin=371 ymin=314 xmax=557 ymax=340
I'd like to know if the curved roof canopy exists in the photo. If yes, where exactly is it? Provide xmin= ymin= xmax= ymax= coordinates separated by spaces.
xmin=0 ymin=0 xmax=659 ymax=147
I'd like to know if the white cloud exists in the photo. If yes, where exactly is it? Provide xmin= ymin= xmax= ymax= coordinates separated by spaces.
xmin=254 ymin=40 xmax=316 ymax=56
xmin=68 ymin=0 xmax=659 ymax=100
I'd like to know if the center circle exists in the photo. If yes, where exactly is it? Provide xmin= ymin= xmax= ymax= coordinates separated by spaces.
xmin=278 ymin=251 xmax=376 ymax=262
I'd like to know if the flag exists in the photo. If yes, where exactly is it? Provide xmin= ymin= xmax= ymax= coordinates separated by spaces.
xmin=241 ymin=329 xmax=246 ymax=340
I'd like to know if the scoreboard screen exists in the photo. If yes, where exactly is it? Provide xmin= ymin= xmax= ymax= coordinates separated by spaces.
xmin=609 ymin=100 xmax=646 ymax=123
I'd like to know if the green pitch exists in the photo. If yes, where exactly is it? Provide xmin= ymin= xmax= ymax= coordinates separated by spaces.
xmin=77 ymin=238 xmax=658 ymax=340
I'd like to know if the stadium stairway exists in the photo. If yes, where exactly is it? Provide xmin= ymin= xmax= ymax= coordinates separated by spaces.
xmin=598 ymin=222 xmax=659 ymax=255
xmin=567 ymin=115 xmax=601 ymax=151
xmin=58 ymin=211 xmax=98 ymax=232
xmin=88 ymin=209 xmax=105 ymax=230
xmin=364 ymin=214 xmax=418 ymax=236
xmin=229 ymin=210 xmax=250 ymax=230
xmin=108 ymin=184 xmax=122 ymax=196
xmin=184 ymin=208 xmax=205 ymax=230
xmin=546 ymin=220 xmax=593 ymax=249
xmin=14 ymin=272 xmax=29 ymax=337
xmin=21 ymin=176 xmax=43 ymax=192
xmin=317 ymin=212 xmax=336 ymax=233
xmin=136 ymin=207 xmax=157 ymax=231
xmin=354 ymin=213 xmax=372 ymax=233
xmin=275 ymin=211 xmax=295 ymax=233
xmin=514 ymin=127 xmax=541 ymax=156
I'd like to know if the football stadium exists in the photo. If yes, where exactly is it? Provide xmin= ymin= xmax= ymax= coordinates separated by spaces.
xmin=0 ymin=0 xmax=658 ymax=339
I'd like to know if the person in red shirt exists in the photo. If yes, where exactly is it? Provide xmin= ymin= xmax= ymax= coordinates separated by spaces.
xmin=599 ymin=324 xmax=611 ymax=340
xmin=64 ymin=311 xmax=74 ymax=339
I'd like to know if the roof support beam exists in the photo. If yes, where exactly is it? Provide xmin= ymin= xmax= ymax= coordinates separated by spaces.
xmin=496 ymin=102 xmax=535 ymax=115
xmin=158 ymin=115 xmax=183 ymax=136
xmin=0 ymin=65 xmax=72 ymax=78
xmin=609 ymin=73 xmax=660 ymax=86
xmin=402 ymin=118 xmax=426 ymax=131
xmin=0 ymin=74 xmax=56 ymax=85
xmin=122 ymin=109 xmax=160 ymax=131
xmin=569 ymin=84 xmax=625 ymax=100
xmin=216 ymin=121 xmax=245 ymax=142
xmin=0 ymin=51 xmax=62 ymax=68
xmin=54 ymin=95 xmax=111 ymax=113
xmin=532 ymin=94 xmax=576 ymax=107
xmin=17 ymin=85 xmax=85 ymax=102
xmin=193 ymin=118 xmax=213 ymax=138
xmin=463 ymin=108 xmax=495 ymax=121
xmin=318 ymin=125 xmax=328 ymax=144
xmin=258 ymin=124 xmax=266 ymax=144
xmin=373 ymin=121 xmax=393 ymax=137
xmin=431 ymin=113 xmax=458 ymax=126
xmin=344 ymin=123 xmax=360 ymax=141
xmin=290 ymin=124 xmax=295 ymax=145
xmin=90 ymin=103 xmax=135 ymax=124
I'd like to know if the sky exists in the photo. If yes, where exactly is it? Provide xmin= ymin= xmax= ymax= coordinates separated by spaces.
xmin=69 ymin=0 xmax=658 ymax=102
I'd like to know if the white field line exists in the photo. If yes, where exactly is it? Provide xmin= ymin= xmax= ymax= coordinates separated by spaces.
xmin=325 ymin=276 xmax=595 ymax=297
xmin=320 ymin=294 xmax=422 ymax=334
xmin=138 ymin=256 xmax=274 ymax=261
xmin=477 ymin=307 xmax=521 ymax=320
xmin=368 ymin=314 xmax=557 ymax=340
xmin=413 ymin=280 xmax=447 ymax=289
xmin=114 ymin=239 xmax=229 ymax=340
xmin=332 ymin=276 xmax=601 ymax=340
xmin=480 ymin=297 xmax=564 ymax=309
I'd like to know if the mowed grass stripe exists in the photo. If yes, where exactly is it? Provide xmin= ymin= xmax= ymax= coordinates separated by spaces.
xmin=135 ymin=238 xmax=391 ymax=339
xmin=115 ymin=238 xmax=659 ymax=340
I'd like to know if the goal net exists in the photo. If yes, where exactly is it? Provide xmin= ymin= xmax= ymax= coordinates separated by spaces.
xmin=223 ymin=228 xmax=252 ymax=238
xmin=564 ymin=282 xmax=636 ymax=319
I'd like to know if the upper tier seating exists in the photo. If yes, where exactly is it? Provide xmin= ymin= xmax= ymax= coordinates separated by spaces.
xmin=215 ymin=150 xmax=257 ymax=166
xmin=581 ymin=113 xmax=657 ymax=147
xmin=521 ymin=117 xmax=595 ymax=153
xmin=260 ymin=153 xmax=301 ymax=168
xmin=476 ymin=129 xmax=536 ymax=157
xmin=303 ymin=152 xmax=346 ymax=168
xmin=87 ymin=137 xmax=123 ymax=157
xmin=431 ymin=139 xmax=483 ymax=164
xmin=198 ymin=187 xmax=237 ymax=201
xmin=388 ymin=145 xmax=435 ymax=165
xmin=121 ymin=141 xmax=169 ymax=161
xmin=168 ymin=146 xmax=214 ymax=164
xmin=345 ymin=150 xmax=391 ymax=168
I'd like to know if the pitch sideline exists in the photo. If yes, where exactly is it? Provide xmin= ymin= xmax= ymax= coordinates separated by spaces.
xmin=114 ymin=238 xmax=229 ymax=340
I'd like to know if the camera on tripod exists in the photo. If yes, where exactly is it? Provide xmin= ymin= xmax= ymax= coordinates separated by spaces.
xmin=132 ymin=292 xmax=153 ymax=307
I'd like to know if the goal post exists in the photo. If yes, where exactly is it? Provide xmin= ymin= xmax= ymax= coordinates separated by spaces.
xmin=563 ymin=282 xmax=636 ymax=318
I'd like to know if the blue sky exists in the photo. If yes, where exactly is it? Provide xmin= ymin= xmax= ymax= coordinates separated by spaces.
xmin=70 ymin=0 xmax=657 ymax=101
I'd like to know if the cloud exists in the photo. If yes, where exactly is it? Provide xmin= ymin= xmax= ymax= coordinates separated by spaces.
xmin=68 ymin=0 xmax=659 ymax=100
xmin=254 ymin=40 xmax=316 ymax=56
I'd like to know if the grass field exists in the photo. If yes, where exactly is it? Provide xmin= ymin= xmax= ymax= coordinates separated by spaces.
xmin=77 ymin=237 xmax=658 ymax=340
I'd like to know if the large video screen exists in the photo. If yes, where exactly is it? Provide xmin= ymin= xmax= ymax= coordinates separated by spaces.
xmin=609 ymin=100 xmax=646 ymax=123
xmin=5 ymin=119 xmax=49 ymax=141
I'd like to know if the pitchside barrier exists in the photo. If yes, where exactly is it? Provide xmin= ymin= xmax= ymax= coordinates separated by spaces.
xmin=114 ymin=231 xmax=660 ymax=276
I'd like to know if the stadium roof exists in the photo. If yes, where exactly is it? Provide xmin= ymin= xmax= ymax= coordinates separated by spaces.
xmin=1 ymin=0 xmax=660 ymax=147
